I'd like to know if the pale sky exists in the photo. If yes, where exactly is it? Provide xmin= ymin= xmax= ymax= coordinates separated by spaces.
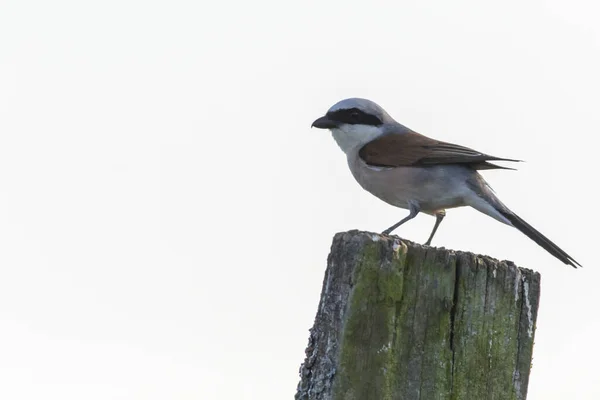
xmin=1 ymin=0 xmax=599 ymax=399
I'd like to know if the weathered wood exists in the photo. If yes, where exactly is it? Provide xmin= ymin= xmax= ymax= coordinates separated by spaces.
xmin=296 ymin=230 xmax=541 ymax=400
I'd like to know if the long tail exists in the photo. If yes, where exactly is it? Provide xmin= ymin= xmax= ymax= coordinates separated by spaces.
xmin=466 ymin=173 xmax=581 ymax=268
xmin=498 ymin=209 xmax=581 ymax=268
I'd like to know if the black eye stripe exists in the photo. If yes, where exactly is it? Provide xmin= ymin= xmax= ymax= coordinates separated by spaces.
xmin=326 ymin=108 xmax=383 ymax=126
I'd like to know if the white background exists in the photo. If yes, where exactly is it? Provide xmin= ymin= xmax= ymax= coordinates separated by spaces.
xmin=1 ymin=0 xmax=599 ymax=399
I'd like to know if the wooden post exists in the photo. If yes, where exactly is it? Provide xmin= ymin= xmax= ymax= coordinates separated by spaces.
xmin=296 ymin=230 xmax=541 ymax=400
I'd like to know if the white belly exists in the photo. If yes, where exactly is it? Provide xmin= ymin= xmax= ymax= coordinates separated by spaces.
xmin=347 ymin=154 xmax=474 ymax=214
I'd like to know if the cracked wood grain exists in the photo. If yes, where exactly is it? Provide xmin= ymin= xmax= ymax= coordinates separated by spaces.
xmin=296 ymin=230 xmax=540 ymax=400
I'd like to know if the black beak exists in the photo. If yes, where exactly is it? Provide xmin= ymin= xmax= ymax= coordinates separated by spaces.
xmin=311 ymin=116 xmax=339 ymax=129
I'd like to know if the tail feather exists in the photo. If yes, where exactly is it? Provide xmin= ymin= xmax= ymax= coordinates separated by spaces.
xmin=472 ymin=161 xmax=518 ymax=171
xmin=499 ymin=210 xmax=581 ymax=268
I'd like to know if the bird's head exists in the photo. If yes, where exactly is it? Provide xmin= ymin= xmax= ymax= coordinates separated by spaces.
xmin=311 ymin=98 xmax=396 ymax=153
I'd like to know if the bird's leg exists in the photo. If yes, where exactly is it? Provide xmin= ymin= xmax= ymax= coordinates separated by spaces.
xmin=382 ymin=202 xmax=420 ymax=235
xmin=425 ymin=210 xmax=446 ymax=245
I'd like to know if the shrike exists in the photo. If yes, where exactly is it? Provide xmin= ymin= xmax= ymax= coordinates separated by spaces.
xmin=312 ymin=97 xmax=580 ymax=268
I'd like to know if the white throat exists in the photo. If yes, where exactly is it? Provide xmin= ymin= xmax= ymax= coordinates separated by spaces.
xmin=330 ymin=124 xmax=385 ymax=154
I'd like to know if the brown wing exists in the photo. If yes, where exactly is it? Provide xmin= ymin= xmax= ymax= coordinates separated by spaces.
xmin=358 ymin=131 xmax=520 ymax=170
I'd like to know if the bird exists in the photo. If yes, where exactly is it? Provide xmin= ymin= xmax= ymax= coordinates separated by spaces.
xmin=311 ymin=97 xmax=581 ymax=268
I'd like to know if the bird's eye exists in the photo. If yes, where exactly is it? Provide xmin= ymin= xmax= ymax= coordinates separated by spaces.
xmin=350 ymin=110 xmax=360 ymax=120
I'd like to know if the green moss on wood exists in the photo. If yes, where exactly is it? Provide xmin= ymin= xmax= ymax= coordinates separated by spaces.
xmin=333 ymin=241 xmax=406 ymax=400
xmin=296 ymin=231 xmax=540 ymax=400
xmin=333 ymin=239 xmax=458 ymax=400
xmin=451 ymin=256 xmax=533 ymax=400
